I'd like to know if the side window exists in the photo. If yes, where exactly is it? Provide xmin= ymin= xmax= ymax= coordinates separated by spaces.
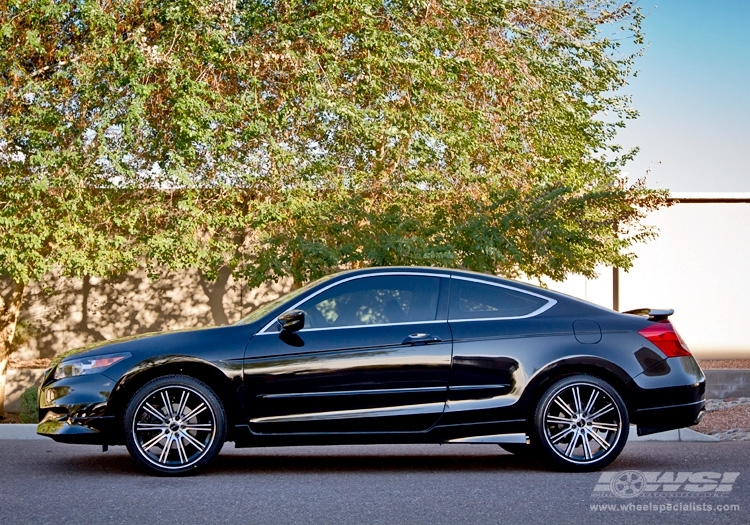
xmin=298 ymin=275 xmax=441 ymax=328
xmin=449 ymin=279 xmax=549 ymax=320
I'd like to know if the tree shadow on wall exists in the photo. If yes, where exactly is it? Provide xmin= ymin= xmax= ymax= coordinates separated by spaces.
xmin=18 ymin=270 xmax=291 ymax=360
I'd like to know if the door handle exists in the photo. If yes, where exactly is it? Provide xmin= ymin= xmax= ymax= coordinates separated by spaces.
xmin=402 ymin=333 xmax=442 ymax=345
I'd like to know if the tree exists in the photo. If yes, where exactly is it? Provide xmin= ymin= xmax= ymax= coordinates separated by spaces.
xmin=0 ymin=181 xmax=246 ymax=413
xmin=1 ymin=0 xmax=664 ymax=414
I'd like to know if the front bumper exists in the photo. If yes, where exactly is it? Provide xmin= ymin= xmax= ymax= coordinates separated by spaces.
xmin=37 ymin=372 xmax=121 ymax=445
xmin=37 ymin=415 xmax=118 ymax=444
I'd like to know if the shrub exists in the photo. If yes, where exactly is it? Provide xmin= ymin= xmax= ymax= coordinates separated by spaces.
xmin=20 ymin=386 xmax=39 ymax=424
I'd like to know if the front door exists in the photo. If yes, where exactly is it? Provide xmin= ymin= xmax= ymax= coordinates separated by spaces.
xmin=243 ymin=274 xmax=452 ymax=434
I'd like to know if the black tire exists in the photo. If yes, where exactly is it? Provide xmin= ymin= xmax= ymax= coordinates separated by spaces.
xmin=124 ymin=375 xmax=226 ymax=476
xmin=533 ymin=375 xmax=628 ymax=472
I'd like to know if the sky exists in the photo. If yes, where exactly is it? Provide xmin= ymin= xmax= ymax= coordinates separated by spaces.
xmin=615 ymin=0 xmax=750 ymax=193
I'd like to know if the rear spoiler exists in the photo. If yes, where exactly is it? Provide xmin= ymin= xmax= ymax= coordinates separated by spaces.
xmin=622 ymin=308 xmax=674 ymax=322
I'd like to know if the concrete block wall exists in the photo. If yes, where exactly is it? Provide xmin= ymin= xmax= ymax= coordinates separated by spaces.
xmin=704 ymin=370 xmax=750 ymax=399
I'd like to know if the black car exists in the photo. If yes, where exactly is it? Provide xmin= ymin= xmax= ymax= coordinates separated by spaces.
xmin=37 ymin=267 xmax=705 ymax=475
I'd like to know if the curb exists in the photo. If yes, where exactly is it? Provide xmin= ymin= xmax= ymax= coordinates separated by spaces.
xmin=0 ymin=424 xmax=45 ymax=440
xmin=627 ymin=426 xmax=718 ymax=442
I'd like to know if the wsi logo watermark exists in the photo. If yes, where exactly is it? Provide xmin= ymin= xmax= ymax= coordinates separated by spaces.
xmin=592 ymin=471 xmax=740 ymax=499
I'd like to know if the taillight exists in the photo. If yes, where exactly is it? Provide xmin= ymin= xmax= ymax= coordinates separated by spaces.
xmin=638 ymin=321 xmax=692 ymax=357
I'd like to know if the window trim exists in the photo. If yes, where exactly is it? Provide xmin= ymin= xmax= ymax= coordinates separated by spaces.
xmin=258 ymin=271 xmax=450 ymax=334
xmin=448 ymin=275 xmax=557 ymax=322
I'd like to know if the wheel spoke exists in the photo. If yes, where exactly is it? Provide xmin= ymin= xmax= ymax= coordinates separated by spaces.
xmin=564 ymin=429 xmax=581 ymax=457
xmin=176 ymin=390 xmax=189 ymax=419
xmin=553 ymin=397 xmax=576 ymax=418
xmin=175 ymin=435 xmax=189 ymax=464
xmin=178 ymin=429 xmax=206 ymax=451
xmin=588 ymin=403 xmax=614 ymax=421
xmin=182 ymin=402 xmax=207 ymax=422
xmin=136 ymin=422 xmax=168 ymax=432
xmin=550 ymin=425 xmax=576 ymax=445
xmin=142 ymin=431 xmax=167 ymax=452
xmin=583 ymin=389 xmax=599 ymax=417
xmin=182 ymin=423 xmax=213 ymax=432
xmin=160 ymin=391 xmax=174 ymax=418
xmin=587 ymin=428 xmax=612 ymax=450
xmin=581 ymin=432 xmax=593 ymax=460
xmin=591 ymin=422 xmax=619 ymax=432
xmin=143 ymin=402 xmax=167 ymax=423
xmin=572 ymin=387 xmax=583 ymax=414
xmin=546 ymin=414 xmax=575 ymax=425
xmin=158 ymin=435 xmax=173 ymax=464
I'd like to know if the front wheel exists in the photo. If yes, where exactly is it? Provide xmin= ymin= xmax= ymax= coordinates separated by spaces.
xmin=534 ymin=375 xmax=628 ymax=471
xmin=124 ymin=375 xmax=226 ymax=476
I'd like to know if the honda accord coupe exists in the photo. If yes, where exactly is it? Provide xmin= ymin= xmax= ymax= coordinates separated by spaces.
xmin=37 ymin=266 xmax=706 ymax=475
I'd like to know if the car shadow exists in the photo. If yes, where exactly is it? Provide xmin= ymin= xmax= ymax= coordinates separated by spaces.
xmin=206 ymin=449 xmax=549 ymax=476
xmin=36 ymin=446 xmax=551 ymax=477
xmin=205 ymin=444 xmax=697 ymax=476
xmin=38 ymin=443 xmax=692 ymax=477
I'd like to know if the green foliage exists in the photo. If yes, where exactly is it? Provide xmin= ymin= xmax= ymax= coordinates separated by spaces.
xmin=20 ymin=385 xmax=39 ymax=423
xmin=1 ymin=0 xmax=664 ymax=290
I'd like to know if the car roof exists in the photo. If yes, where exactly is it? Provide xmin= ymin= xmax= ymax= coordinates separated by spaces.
xmin=335 ymin=266 xmax=617 ymax=315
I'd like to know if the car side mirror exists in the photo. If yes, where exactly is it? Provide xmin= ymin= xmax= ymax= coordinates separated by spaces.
xmin=277 ymin=309 xmax=305 ymax=333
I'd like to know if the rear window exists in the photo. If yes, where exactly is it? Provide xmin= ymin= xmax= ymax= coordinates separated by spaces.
xmin=449 ymin=279 xmax=550 ymax=320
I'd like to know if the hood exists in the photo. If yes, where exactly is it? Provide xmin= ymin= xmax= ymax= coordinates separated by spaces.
xmin=48 ymin=326 xmax=217 ymax=369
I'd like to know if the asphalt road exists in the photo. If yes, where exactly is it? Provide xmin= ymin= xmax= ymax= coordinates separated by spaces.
xmin=0 ymin=440 xmax=747 ymax=525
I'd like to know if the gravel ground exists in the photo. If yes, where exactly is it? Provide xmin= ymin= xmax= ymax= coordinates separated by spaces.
xmin=691 ymin=397 xmax=750 ymax=440
xmin=693 ymin=359 xmax=750 ymax=440
xmin=697 ymin=359 xmax=750 ymax=369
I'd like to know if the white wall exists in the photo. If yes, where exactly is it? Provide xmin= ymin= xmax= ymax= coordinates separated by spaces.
xmin=546 ymin=195 xmax=750 ymax=359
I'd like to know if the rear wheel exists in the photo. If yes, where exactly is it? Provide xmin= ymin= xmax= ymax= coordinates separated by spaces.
xmin=534 ymin=375 xmax=628 ymax=471
xmin=124 ymin=375 xmax=226 ymax=476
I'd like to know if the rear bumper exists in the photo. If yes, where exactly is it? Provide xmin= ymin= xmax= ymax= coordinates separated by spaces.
xmin=635 ymin=398 xmax=706 ymax=436
xmin=631 ymin=356 xmax=706 ymax=436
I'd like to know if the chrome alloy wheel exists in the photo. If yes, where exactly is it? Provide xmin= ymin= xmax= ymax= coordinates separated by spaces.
xmin=125 ymin=375 xmax=226 ymax=475
xmin=535 ymin=375 xmax=628 ymax=470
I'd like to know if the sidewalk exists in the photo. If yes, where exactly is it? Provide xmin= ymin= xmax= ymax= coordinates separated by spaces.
xmin=0 ymin=424 xmax=45 ymax=440
xmin=627 ymin=426 xmax=717 ymax=442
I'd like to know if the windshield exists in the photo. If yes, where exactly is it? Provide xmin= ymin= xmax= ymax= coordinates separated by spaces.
xmin=235 ymin=273 xmax=339 ymax=326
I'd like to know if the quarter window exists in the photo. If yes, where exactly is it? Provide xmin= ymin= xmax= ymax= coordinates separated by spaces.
xmin=297 ymin=275 xmax=441 ymax=328
xmin=449 ymin=279 xmax=549 ymax=320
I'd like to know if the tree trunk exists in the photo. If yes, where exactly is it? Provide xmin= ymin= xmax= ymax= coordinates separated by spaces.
xmin=0 ymin=280 xmax=26 ymax=416
xmin=199 ymin=267 xmax=231 ymax=326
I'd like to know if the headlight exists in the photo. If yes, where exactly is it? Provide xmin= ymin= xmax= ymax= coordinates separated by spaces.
xmin=54 ymin=352 xmax=131 ymax=380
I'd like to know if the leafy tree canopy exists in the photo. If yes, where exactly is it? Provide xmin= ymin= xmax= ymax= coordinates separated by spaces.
xmin=2 ymin=0 xmax=663 ymax=287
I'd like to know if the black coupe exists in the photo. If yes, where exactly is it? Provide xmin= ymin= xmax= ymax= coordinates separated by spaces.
xmin=37 ymin=267 xmax=706 ymax=475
